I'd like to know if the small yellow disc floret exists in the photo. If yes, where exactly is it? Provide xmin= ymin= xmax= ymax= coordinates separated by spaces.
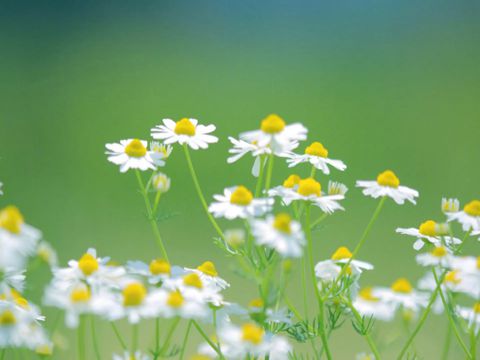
xmin=444 ymin=271 xmax=460 ymax=284
xmin=305 ymin=142 xmax=328 ymax=158
xmin=260 ymin=114 xmax=286 ymax=134
xmin=174 ymin=118 xmax=196 ymax=136
xmin=297 ymin=178 xmax=321 ymax=197
xmin=418 ymin=220 xmax=437 ymax=236
xmin=0 ymin=310 xmax=16 ymax=325
xmin=464 ymin=200 xmax=480 ymax=217
xmin=125 ymin=139 xmax=147 ymax=158
xmin=0 ymin=206 xmax=24 ymax=234
xmin=123 ymin=283 xmax=147 ymax=307
xmin=248 ymin=298 xmax=264 ymax=308
xmin=474 ymin=302 xmax=480 ymax=313
xmin=230 ymin=186 xmax=253 ymax=206
xmin=78 ymin=253 xmax=99 ymax=276
xmin=391 ymin=278 xmax=413 ymax=293
xmin=273 ymin=213 xmax=292 ymax=234
xmin=197 ymin=261 xmax=218 ymax=277
xmin=431 ymin=246 xmax=448 ymax=257
xmin=70 ymin=287 xmax=91 ymax=303
xmin=331 ymin=246 xmax=353 ymax=261
xmin=183 ymin=273 xmax=203 ymax=289
xmin=241 ymin=323 xmax=264 ymax=344
xmin=283 ymin=174 xmax=301 ymax=188
xmin=359 ymin=287 xmax=379 ymax=302
xmin=376 ymin=170 xmax=400 ymax=188
xmin=149 ymin=259 xmax=171 ymax=275
xmin=167 ymin=290 xmax=184 ymax=308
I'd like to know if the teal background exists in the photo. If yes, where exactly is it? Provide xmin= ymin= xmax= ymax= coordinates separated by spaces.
xmin=1 ymin=1 xmax=479 ymax=358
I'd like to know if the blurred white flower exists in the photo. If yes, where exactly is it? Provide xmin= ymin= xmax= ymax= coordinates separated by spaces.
xmin=415 ymin=246 xmax=453 ymax=268
xmin=353 ymin=287 xmax=396 ymax=321
xmin=282 ymin=142 xmax=346 ymax=175
xmin=446 ymin=200 xmax=480 ymax=232
xmin=456 ymin=303 xmax=480 ymax=334
xmin=396 ymin=220 xmax=460 ymax=250
xmin=375 ymin=278 xmax=428 ymax=313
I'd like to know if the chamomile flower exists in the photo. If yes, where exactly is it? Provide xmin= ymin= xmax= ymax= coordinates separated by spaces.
xmin=184 ymin=261 xmax=230 ymax=290
xmin=268 ymin=174 xmax=301 ymax=202
xmin=208 ymin=186 xmax=273 ymax=220
xmin=151 ymin=118 xmax=218 ymax=150
xmin=353 ymin=287 xmax=396 ymax=321
xmin=272 ymin=178 xmax=345 ymax=214
xmin=356 ymin=170 xmax=419 ymax=205
xmin=105 ymin=139 xmax=158 ymax=173
xmin=152 ymin=288 xmax=209 ymax=320
xmin=415 ymin=246 xmax=453 ymax=267
xmin=149 ymin=141 xmax=173 ymax=166
xmin=113 ymin=351 xmax=151 ymax=360
xmin=282 ymin=142 xmax=347 ymax=175
xmin=457 ymin=303 xmax=480 ymax=334
xmin=227 ymin=137 xmax=268 ymax=177
xmin=396 ymin=220 xmax=461 ymax=250
xmin=375 ymin=278 xmax=428 ymax=313
xmin=449 ymin=256 xmax=480 ymax=298
xmin=250 ymin=213 xmax=305 ymax=258
xmin=328 ymin=246 xmax=374 ymax=275
xmin=0 ymin=268 xmax=25 ymax=293
xmin=126 ymin=258 xmax=174 ymax=285
xmin=224 ymin=229 xmax=246 ymax=249
xmin=446 ymin=200 xmax=480 ymax=232
xmin=239 ymin=114 xmax=307 ymax=154
xmin=328 ymin=181 xmax=348 ymax=196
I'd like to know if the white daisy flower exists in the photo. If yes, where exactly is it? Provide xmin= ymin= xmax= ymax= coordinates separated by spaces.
xmin=250 ymin=213 xmax=305 ymax=258
xmin=151 ymin=118 xmax=218 ymax=150
xmin=271 ymin=178 xmax=345 ymax=214
xmin=239 ymin=114 xmax=307 ymax=154
xmin=268 ymin=174 xmax=301 ymax=203
xmin=184 ymin=261 xmax=230 ymax=291
xmin=396 ymin=220 xmax=461 ymax=250
xmin=150 ymin=288 xmax=209 ymax=320
xmin=113 ymin=351 xmax=151 ymax=360
xmin=208 ymin=186 xmax=273 ymax=220
xmin=442 ymin=197 xmax=460 ymax=214
xmin=227 ymin=137 xmax=269 ymax=177
xmin=0 ymin=206 xmax=42 ymax=270
xmin=375 ymin=278 xmax=428 ymax=313
xmin=449 ymin=256 xmax=480 ymax=298
xmin=0 ymin=268 xmax=25 ymax=293
xmin=356 ymin=170 xmax=419 ymax=205
xmin=282 ymin=142 xmax=346 ymax=175
xmin=457 ymin=303 xmax=480 ymax=334
xmin=149 ymin=141 xmax=173 ymax=167
xmin=415 ymin=246 xmax=453 ymax=268
xmin=105 ymin=139 xmax=158 ymax=173
xmin=126 ymin=258 xmax=175 ymax=285
xmin=446 ymin=200 xmax=480 ymax=232
xmin=353 ymin=287 xmax=396 ymax=322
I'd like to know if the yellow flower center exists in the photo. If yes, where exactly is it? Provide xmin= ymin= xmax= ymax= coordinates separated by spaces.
xmin=376 ymin=170 xmax=400 ymax=188
xmin=331 ymin=246 xmax=353 ymax=261
xmin=149 ymin=259 xmax=171 ymax=275
xmin=174 ymin=118 xmax=196 ymax=136
xmin=431 ymin=246 xmax=448 ymax=257
xmin=0 ymin=206 xmax=24 ymax=234
xmin=123 ymin=283 xmax=147 ymax=307
xmin=0 ymin=310 xmax=16 ymax=325
xmin=359 ymin=287 xmax=379 ymax=302
xmin=197 ymin=261 xmax=218 ymax=277
xmin=273 ymin=213 xmax=292 ymax=234
xmin=241 ymin=323 xmax=264 ymax=344
xmin=124 ymin=139 xmax=147 ymax=158
xmin=418 ymin=220 xmax=437 ymax=236
xmin=477 ymin=256 xmax=480 ymax=269
xmin=391 ymin=278 xmax=413 ymax=293
xmin=297 ymin=178 xmax=321 ymax=197
xmin=474 ymin=302 xmax=480 ymax=313
xmin=70 ymin=287 xmax=91 ymax=303
xmin=78 ymin=253 xmax=99 ymax=276
xmin=190 ymin=355 xmax=212 ymax=360
xmin=35 ymin=344 xmax=53 ymax=356
xmin=183 ymin=273 xmax=203 ymax=289
xmin=260 ymin=114 xmax=286 ymax=134
xmin=167 ymin=290 xmax=184 ymax=308
xmin=444 ymin=270 xmax=460 ymax=284
xmin=283 ymin=174 xmax=301 ymax=188
xmin=230 ymin=186 xmax=253 ymax=206
xmin=305 ymin=142 xmax=329 ymax=158
xmin=464 ymin=200 xmax=480 ymax=217
xmin=248 ymin=298 xmax=264 ymax=308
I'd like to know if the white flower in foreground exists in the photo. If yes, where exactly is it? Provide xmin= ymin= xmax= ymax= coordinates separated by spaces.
xmin=184 ymin=261 xmax=230 ymax=291
xmin=449 ymin=256 xmax=480 ymax=298
xmin=283 ymin=142 xmax=346 ymax=175
xmin=151 ymin=118 xmax=218 ymax=150
xmin=151 ymin=288 xmax=209 ymax=320
xmin=0 ymin=206 xmax=42 ymax=270
xmin=447 ymin=200 xmax=480 ymax=232
xmin=113 ymin=351 xmax=151 ymax=360
xmin=353 ymin=287 xmax=396 ymax=321
xmin=415 ymin=246 xmax=453 ymax=267
xmin=126 ymin=258 xmax=173 ymax=285
xmin=272 ymin=178 xmax=345 ymax=214
xmin=375 ymin=278 xmax=428 ymax=313
xmin=396 ymin=220 xmax=461 ymax=250
xmin=456 ymin=303 xmax=480 ymax=334
xmin=227 ymin=137 xmax=268 ymax=177
xmin=250 ymin=213 xmax=305 ymax=258
xmin=268 ymin=174 xmax=301 ymax=202
xmin=208 ymin=186 xmax=273 ymax=220
xmin=105 ymin=139 xmax=158 ymax=173
xmin=239 ymin=114 xmax=307 ymax=154
xmin=356 ymin=170 xmax=418 ymax=205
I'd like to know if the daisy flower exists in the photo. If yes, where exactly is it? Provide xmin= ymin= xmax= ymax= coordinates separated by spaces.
xmin=375 ymin=278 xmax=428 ymax=313
xmin=149 ymin=141 xmax=173 ymax=166
xmin=113 ymin=351 xmax=151 ymax=360
xmin=208 ymin=186 xmax=273 ymax=220
xmin=268 ymin=174 xmax=301 ymax=202
xmin=250 ymin=213 xmax=305 ymax=258
xmin=151 ymin=118 xmax=218 ymax=150
xmin=184 ymin=261 xmax=230 ymax=291
xmin=356 ymin=170 xmax=419 ymax=205
xmin=151 ymin=288 xmax=209 ymax=320
xmin=126 ymin=258 xmax=174 ymax=285
xmin=282 ymin=142 xmax=347 ymax=175
xmin=396 ymin=220 xmax=461 ymax=250
xmin=105 ymin=139 xmax=158 ymax=173
xmin=353 ymin=287 xmax=396 ymax=321
xmin=0 ymin=268 xmax=25 ymax=293
xmin=446 ymin=200 xmax=480 ymax=232
xmin=415 ymin=246 xmax=453 ymax=268
xmin=239 ymin=114 xmax=307 ymax=154
xmin=456 ymin=303 xmax=480 ymax=334
xmin=273 ymin=178 xmax=345 ymax=214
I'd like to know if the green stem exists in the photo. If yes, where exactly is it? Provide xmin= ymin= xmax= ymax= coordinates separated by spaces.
xmin=111 ymin=323 xmax=127 ymax=351
xmin=183 ymin=144 xmax=224 ymax=240
xmin=78 ymin=316 xmax=86 ymax=360
xmin=135 ymin=170 xmax=169 ymax=261
xmin=179 ymin=320 xmax=193 ymax=360
xmin=160 ymin=317 xmax=180 ymax=356
xmin=310 ymin=213 xmax=328 ymax=229
xmin=255 ymin=155 xmax=267 ymax=197
xmin=153 ymin=191 xmax=162 ymax=213
xmin=310 ymin=165 xmax=316 ymax=178
xmin=264 ymin=153 xmax=275 ymax=192
xmin=1 ymin=349 xmax=6 ymax=360
xmin=132 ymin=323 xmax=139 ymax=351
xmin=90 ymin=316 xmax=101 ymax=360
xmin=155 ymin=318 xmax=160 ymax=356
xmin=470 ymin=326 xmax=477 ymax=360
xmin=305 ymin=204 xmax=332 ymax=360
xmin=441 ymin=320 xmax=452 ymax=360
xmin=192 ymin=321 xmax=223 ymax=359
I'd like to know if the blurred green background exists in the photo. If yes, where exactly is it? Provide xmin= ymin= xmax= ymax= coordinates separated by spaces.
xmin=1 ymin=0 xmax=479 ymax=358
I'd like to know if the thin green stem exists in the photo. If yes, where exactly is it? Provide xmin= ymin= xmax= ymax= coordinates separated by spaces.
xmin=192 ymin=321 xmax=223 ymax=359
xmin=132 ymin=323 xmax=139 ymax=352
xmin=153 ymin=191 xmax=162 ymax=213
xmin=470 ymin=326 xmax=477 ymax=360
xmin=111 ymin=323 xmax=127 ymax=351
xmin=310 ymin=213 xmax=328 ymax=229
xmin=90 ymin=316 xmax=101 ymax=360
xmin=441 ymin=320 xmax=452 ymax=360
xmin=160 ymin=317 xmax=180 ymax=356
xmin=305 ymin=204 xmax=332 ymax=360
xmin=264 ymin=153 xmax=275 ymax=192
xmin=310 ymin=165 xmax=316 ymax=178
xmin=1 ymin=349 xmax=6 ymax=360
xmin=78 ymin=316 xmax=86 ymax=360
xmin=155 ymin=318 xmax=160 ymax=356
xmin=135 ymin=170 xmax=169 ymax=261
xmin=179 ymin=320 xmax=193 ymax=360
xmin=183 ymin=144 xmax=224 ymax=240
xmin=255 ymin=155 xmax=267 ymax=197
